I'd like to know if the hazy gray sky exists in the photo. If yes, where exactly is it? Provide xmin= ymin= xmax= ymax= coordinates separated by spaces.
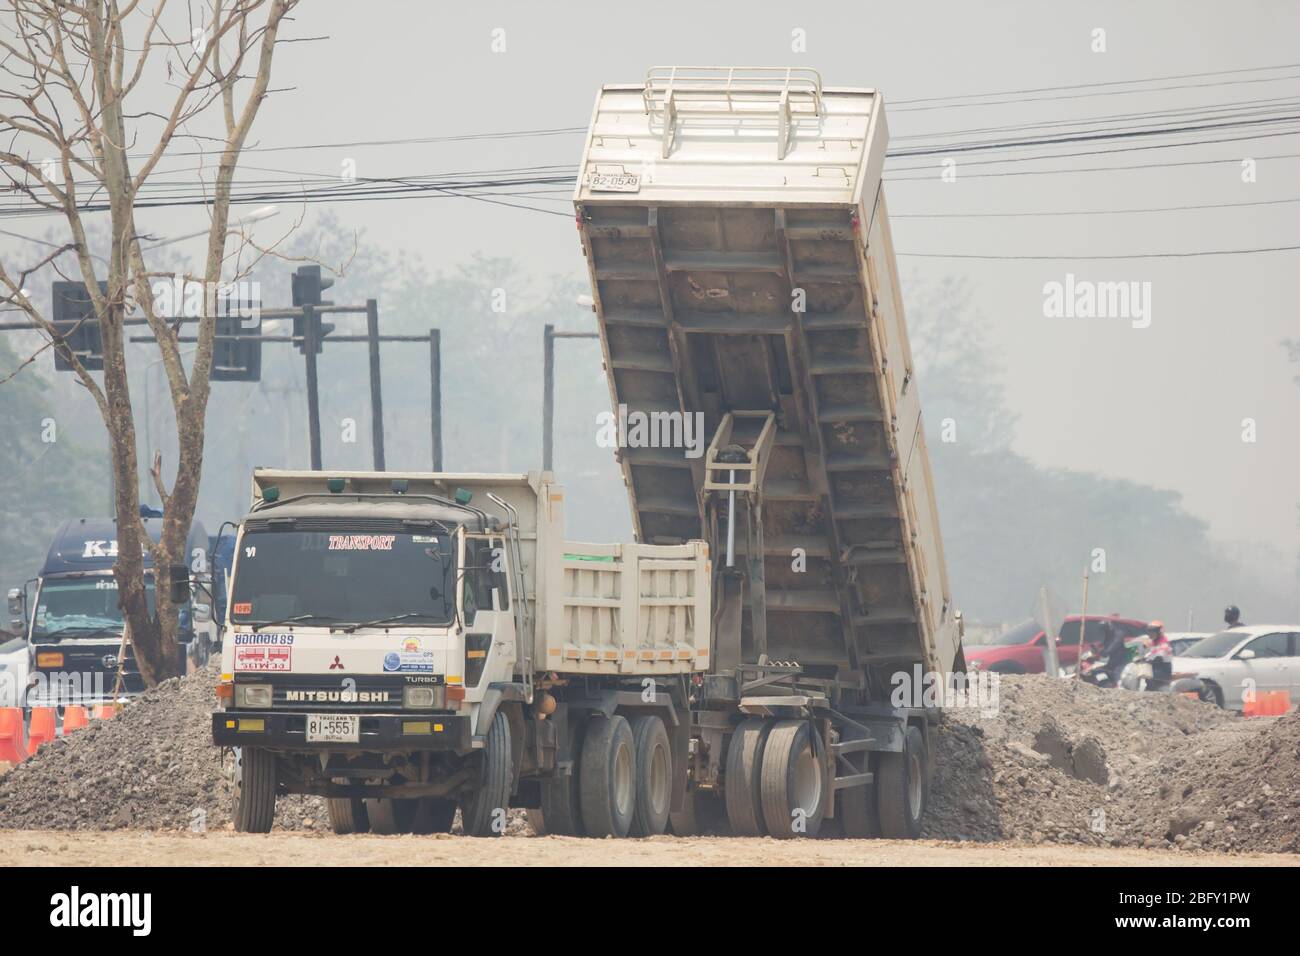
xmin=10 ymin=0 xmax=1300 ymax=562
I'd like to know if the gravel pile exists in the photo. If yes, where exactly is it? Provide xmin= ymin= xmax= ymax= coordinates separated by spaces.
xmin=0 ymin=665 xmax=324 ymax=832
xmin=926 ymin=674 xmax=1298 ymax=854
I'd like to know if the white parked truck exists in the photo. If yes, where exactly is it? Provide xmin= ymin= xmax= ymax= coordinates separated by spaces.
xmin=212 ymin=66 xmax=962 ymax=840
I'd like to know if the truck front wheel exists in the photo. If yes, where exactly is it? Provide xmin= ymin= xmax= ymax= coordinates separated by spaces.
xmin=233 ymin=747 xmax=277 ymax=833
xmin=460 ymin=711 xmax=513 ymax=837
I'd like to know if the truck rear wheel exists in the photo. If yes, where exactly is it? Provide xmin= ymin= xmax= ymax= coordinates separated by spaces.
xmin=724 ymin=718 xmax=770 ymax=836
xmin=760 ymin=721 xmax=826 ymax=838
xmin=877 ymin=724 xmax=927 ymax=839
xmin=629 ymin=715 xmax=671 ymax=837
xmin=326 ymin=798 xmax=369 ymax=835
xmin=233 ymin=747 xmax=277 ymax=833
xmin=460 ymin=710 xmax=513 ymax=837
xmin=411 ymin=798 xmax=457 ymax=834
xmin=365 ymin=798 xmax=417 ymax=835
xmin=579 ymin=714 xmax=636 ymax=838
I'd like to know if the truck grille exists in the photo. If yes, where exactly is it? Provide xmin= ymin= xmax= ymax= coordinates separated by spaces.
xmin=238 ymin=674 xmax=413 ymax=711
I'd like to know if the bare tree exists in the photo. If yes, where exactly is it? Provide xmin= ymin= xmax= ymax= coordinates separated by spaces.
xmin=0 ymin=0 xmax=298 ymax=684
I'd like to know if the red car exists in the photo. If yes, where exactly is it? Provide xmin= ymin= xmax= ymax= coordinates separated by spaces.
xmin=967 ymin=615 xmax=1151 ymax=674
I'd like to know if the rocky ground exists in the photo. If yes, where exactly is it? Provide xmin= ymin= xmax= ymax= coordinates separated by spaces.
xmin=926 ymin=675 xmax=1299 ymax=854
xmin=0 ymin=667 xmax=1295 ymax=855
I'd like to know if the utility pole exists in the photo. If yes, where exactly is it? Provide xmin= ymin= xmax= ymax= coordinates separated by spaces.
xmin=1038 ymin=586 xmax=1061 ymax=676
xmin=542 ymin=324 xmax=600 ymax=472
xmin=302 ymin=303 xmax=322 ymax=471
xmin=366 ymin=299 xmax=385 ymax=471
xmin=429 ymin=328 xmax=442 ymax=471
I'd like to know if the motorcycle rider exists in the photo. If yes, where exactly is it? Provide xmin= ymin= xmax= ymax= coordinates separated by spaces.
xmin=1101 ymin=618 xmax=1128 ymax=684
xmin=1146 ymin=620 xmax=1173 ymax=684
xmin=1224 ymin=605 xmax=1244 ymax=628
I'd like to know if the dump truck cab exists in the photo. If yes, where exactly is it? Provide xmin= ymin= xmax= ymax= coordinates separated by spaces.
xmin=12 ymin=516 xmax=217 ymax=708
xmin=214 ymin=470 xmax=538 ymax=835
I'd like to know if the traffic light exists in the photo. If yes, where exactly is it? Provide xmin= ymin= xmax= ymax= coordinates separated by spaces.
xmin=51 ymin=280 xmax=107 ymax=371
xmin=211 ymin=294 xmax=262 ymax=382
xmin=291 ymin=265 xmax=334 ymax=354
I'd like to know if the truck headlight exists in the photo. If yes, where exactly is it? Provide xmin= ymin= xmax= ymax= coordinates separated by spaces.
xmin=235 ymin=683 xmax=273 ymax=708
xmin=403 ymin=685 xmax=439 ymax=709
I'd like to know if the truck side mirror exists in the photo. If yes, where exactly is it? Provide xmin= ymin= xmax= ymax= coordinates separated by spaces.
xmin=169 ymin=565 xmax=191 ymax=605
xmin=1237 ymin=648 xmax=1256 ymax=661
xmin=6 ymin=587 xmax=23 ymax=632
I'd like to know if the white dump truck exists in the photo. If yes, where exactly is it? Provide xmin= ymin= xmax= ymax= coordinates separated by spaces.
xmin=212 ymin=66 xmax=962 ymax=840
xmin=213 ymin=469 xmax=709 ymax=836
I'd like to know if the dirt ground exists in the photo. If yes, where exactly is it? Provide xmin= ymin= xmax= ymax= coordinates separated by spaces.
xmin=2 ymin=830 xmax=1296 ymax=867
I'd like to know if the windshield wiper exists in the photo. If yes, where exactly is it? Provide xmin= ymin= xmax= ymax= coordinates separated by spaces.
xmin=342 ymin=612 xmax=433 ymax=633
xmin=39 ymin=626 xmax=121 ymax=642
xmin=250 ymin=613 xmax=339 ymax=632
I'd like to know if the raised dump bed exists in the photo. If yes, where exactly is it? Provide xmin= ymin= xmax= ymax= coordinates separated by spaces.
xmin=575 ymin=67 xmax=961 ymax=699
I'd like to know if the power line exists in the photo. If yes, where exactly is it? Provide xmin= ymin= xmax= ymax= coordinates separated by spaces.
xmin=891 ymin=196 xmax=1300 ymax=219
xmin=889 ymin=60 xmax=1300 ymax=106
xmin=885 ymin=147 xmax=1300 ymax=182
xmin=895 ymin=244 xmax=1300 ymax=260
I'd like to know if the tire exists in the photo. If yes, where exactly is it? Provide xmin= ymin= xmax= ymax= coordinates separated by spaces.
xmin=539 ymin=723 xmax=585 ymax=836
xmin=760 ymin=720 xmax=826 ymax=839
xmin=1201 ymin=681 xmax=1225 ymax=709
xmin=579 ymin=714 xmax=636 ymax=838
xmin=233 ymin=747 xmax=277 ymax=833
xmin=629 ymin=715 xmax=672 ymax=837
xmin=724 ymin=718 xmax=770 ymax=836
xmin=838 ymin=753 xmax=879 ymax=838
xmin=877 ymin=724 xmax=927 ymax=839
xmin=326 ymin=798 xmax=369 ymax=835
xmin=460 ymin=710 xmax=513 ymax=837
xmin=365 ymin=798 xmax=417 ymax=835
xmin=411 ymin=798 xmax=457 ymax=834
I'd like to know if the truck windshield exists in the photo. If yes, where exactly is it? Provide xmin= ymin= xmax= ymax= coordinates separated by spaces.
xmin=33 ymin=577 xmax=154 ymax=638
xmin=230 ymin=529 xmax=456 ymax=627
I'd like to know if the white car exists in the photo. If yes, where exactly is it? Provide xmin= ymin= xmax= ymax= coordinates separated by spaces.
xmin=1171 ymin=626 xmax=1300 ymax=710
xmin=0 ymin=635 xmax=30 ymax=709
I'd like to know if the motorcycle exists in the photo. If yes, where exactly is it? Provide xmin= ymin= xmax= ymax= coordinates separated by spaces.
xmin=1120 ymin=643 xmax=1175 ymax=692
xmin=1078 ymin=648 xmax=1116 ymax=688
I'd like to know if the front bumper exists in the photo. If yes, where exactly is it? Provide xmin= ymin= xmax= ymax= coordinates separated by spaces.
xmin=212 ymin=710 xmax=473 ymax=753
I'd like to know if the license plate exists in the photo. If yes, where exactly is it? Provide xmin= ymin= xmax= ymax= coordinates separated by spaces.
xmin=305 ymin=713 xmax=359 ymax=743
xmin=585 ymin=171 xmax=640 ymax=193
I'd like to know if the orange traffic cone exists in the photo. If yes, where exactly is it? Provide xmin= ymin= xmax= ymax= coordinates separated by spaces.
xmin=92 ymin=703 xmax=117 ymax=720
xmin=1264 ymin=690 xmax=1292 ymax=716
xmin=62 ymin=705 xmax=89 ymax=732
xmin=27 ymin=707 xmax=56 ymax=755
xmin=0 ymin=708 xmax=26 ymax=764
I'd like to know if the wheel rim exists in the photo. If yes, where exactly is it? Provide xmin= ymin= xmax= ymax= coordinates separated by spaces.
xmin=794 ymin=740 xmax=822 ymax=816
xmin=649 ymin=744 xmax=670 ymax=814
xmin=614 ymin=741 xmax=634 ymax=816
xmin=907 ymin=749 xmax=923 ymax=819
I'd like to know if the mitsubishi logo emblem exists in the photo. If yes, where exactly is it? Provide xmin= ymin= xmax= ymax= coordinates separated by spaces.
xmin=329 ymin=656 xmax=344 ymax=670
